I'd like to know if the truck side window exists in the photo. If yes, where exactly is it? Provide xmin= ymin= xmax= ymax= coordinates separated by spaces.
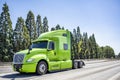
xmin=64 ymin=44 xmax=68 ymax=50
xmin=48 ymin=42 xmax=54 ymax=50
xmin=63 ymin=34 xmax=67 ymax=37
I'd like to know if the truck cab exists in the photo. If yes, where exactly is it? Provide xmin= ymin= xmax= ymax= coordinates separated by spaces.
xmin=13 ymin=30 xmax=73 ymax=74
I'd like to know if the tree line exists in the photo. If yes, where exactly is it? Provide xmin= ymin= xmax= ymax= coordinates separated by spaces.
xmin=0 ymin=3 xmax=116 ymax=62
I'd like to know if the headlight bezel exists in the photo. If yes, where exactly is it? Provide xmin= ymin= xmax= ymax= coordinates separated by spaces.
xmin=26 ymin=58 xmax=35 ymax=62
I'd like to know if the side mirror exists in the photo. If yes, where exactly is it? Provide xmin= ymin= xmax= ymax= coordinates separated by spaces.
xmin=29 ymin=46 xmax=32 ymax=50
xmin=28 ymin=46 xmax=32 ymax=54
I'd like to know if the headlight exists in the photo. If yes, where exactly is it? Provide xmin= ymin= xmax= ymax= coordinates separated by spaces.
xmin=26 ymin=58 xmax=35 ymax=62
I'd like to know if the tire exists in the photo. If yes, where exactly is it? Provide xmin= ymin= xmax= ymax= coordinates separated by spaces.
xmin=73 ymin=61 xmax=78 ymax=69
xmin=36 ymin=61 xmax=48 ymax=75
xmin=78 ymin=61 xmax=83 ymax=68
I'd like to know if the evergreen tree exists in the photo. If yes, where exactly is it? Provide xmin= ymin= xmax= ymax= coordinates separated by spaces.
xmin=51 ymin=27 xmax=55 ymax=31
xmin=36 ymin=15 xmax=42 ymax=37
xmin=25 ymin=11 xmax=36 ymax=43
xmin=88 ymin=34 xmax=98 ymax=59
xmin=78 ymin=38 xmax=84 ymax=59
xmin=55 ymin=24 xmax=61 ymax=30
xmin=98 ymin=46 xmax=105 ymax=58
xmin=0 ymin=13 xmax=3 ymax=61
xmin=76 ymin=26 xmax=82 ymax=43
xmin=51 ymin=25 xmax=64 ymax=31
xmin=22 ymin=22 xmax=30 ymax=50
xmin=62 ymin=27 xmax=65 ymax=30
xmin=117 ymin=52 xmax=120 ymax=58
xmin=14 ymin=17 xmax=23 ymax=52
xmin=73 ymin=29 xmax=79 ymax=59
xmin=83 ymin=32 xmax=89 ymax=59
xmin=88 ymin=36 xmax=94 ymax=58
xmin=43 ymin=17 xmax=49 ymax=32
xmin=91 ymin=34 xmax=98 ymax=58
xmin=13 ymin=17 xmax=30 ymax=52
xmin=0 ymin=3 xmax=13 ymax=61
xmin=78 ymin=32 xmax=89 ymax=59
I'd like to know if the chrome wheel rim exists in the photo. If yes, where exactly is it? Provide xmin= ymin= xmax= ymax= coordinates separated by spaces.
xmin=39 ymin=64 xmax=46 ymax=73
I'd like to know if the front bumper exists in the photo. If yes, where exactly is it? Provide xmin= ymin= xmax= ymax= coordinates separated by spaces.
xmin=13 ymin=62 xmax=37 ymax=73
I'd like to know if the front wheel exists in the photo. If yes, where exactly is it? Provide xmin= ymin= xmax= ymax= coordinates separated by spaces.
xmin=36 ymin=61 xmax=48 ymax=75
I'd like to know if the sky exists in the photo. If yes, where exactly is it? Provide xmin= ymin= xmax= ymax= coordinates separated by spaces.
xmin=0 ymin=0 xmax=120 ymax=54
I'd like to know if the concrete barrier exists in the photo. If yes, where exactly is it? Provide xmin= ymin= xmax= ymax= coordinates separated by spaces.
xmin=0 ymin=62 xmax=12 ymax=66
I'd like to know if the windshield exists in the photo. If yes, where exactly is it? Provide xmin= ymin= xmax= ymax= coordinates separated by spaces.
xmin=32 ymin=41 xmax=48 ymax=49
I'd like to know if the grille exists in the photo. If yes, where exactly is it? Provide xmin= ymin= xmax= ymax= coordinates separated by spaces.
xmin=13 ymin=54 xmax=25 ymax=64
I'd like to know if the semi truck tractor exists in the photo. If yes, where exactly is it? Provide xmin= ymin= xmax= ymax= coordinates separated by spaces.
xmin=13 ymin=30 xmax=85 ymax=75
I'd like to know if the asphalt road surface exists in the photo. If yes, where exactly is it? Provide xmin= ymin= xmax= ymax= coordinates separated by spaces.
xmin=0 ymin=60 xmax=120 ymax=80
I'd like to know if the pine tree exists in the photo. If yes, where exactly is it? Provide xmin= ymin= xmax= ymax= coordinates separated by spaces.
xmin=91 ymin=34 xmax=98 ymax=58
xmin=117 ymin=52 xmax=120 ymax=58
xmin=26 ymin=11 xmax=36 ymax=44
xmin=14 ymin=17 xmax=23 ymax=52
xmin=89 ymin=36 xmax=94 ymax=58
xmin=0 ymin=3 xmax=13 ymax=61
xmin=0 ymin=13 xmax=3 ymax=61
xmin=88 ymin=34 xmax=98 ymax=59
xmin=73 ymin=28 xmax=79 ymax=59
xmin=76 ymin=26 xmax=82 ymax=43
xmin=43 ymin=17 xmax=49 ymax=32
xmin=83 ymin=32 xmax=89 ymax=59
xmin=78 ymin=38 xmax=84 ymax=59
xmin=22 ymin=23 xmax=30 ymax=50
xmin=13 ymin=17 xmax=30 ymax=52
xmin=62 ymin=27 xmax=65 ymax=30
xmin=36 ymin=15 xmax=42 ymax=37
xmin=55 ymin=24 xmax=61 ymax=30
xmin=51 ymin=27 xmax=55 ymax=31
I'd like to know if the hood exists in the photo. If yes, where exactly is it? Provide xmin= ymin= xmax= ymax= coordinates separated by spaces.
xmin=17 ymin=48 xmax=47 ymax=54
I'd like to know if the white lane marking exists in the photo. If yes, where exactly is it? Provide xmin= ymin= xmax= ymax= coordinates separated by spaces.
xmin=31 ymin=63 xmax=120 ymax=80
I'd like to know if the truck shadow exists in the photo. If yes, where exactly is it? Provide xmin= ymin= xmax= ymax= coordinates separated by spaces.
xmin=1 ymin=69 xmax=72 ymax=80
xmin=1 ymin=73 xmax=39 ymax=80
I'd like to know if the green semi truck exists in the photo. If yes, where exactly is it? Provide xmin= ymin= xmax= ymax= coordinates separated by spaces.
xmin=13 ymin=30 xmax=85 ymax=75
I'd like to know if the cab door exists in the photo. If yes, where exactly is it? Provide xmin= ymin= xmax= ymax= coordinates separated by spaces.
xmin=47 ymin=41 xmax=56 ymax=61
xmin=47 ymin=41 xmax=60 ymax=70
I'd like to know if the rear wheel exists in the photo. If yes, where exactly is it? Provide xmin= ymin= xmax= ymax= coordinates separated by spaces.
xmin=78 ymin=61 xmax=83 ymax=68
xmin=36 ymin=61 xmax=48 ymax=75
xmin=73 ymin=61 xmax=78 ymax=69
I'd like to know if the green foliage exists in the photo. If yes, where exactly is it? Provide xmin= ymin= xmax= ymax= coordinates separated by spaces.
xmin=36 ymin=15 xmax=42 ymax=37
xmin=117 ymin=53 xmax=120 ymax=58
xmin=25 ymin=11 xmax=36 ymax=43
xmin=55 ymin=24 xmax=61 ymax=30
xmin=72 ymin=27 xmax=115 ymax=59
xmin=51 ymin=27 xmax=55 ymax=31
xmin=62 ymin=27 xmax=65 ymax=30
xmin=0 ymin=3 xmax=116 ymax=62
xmin=104 ymin=46 xmax=115 ymax=58
xmin=0 ymin=3 xmax=13 ymax=62
xmin=13 ymin=17 xmax=30 ymax=52
xmin=50 ymin=24 xmax=65 ymax=31
xmin=43 ymin=17 xmax=49 ymax=32
xmin=72 ymin=29 xmax=78 ymax=59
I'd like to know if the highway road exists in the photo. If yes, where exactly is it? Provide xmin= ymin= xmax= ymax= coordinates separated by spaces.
xmin=0 ymin=60 xmax=120 ymax=80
